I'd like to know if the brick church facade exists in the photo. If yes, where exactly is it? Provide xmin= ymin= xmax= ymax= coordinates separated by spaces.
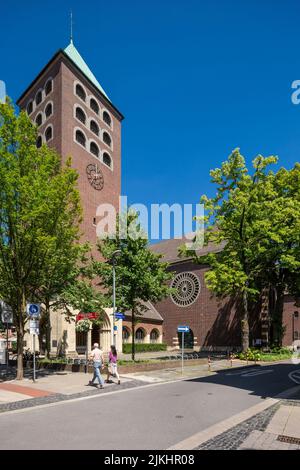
xmin=150 ymin=238 xmax=300 ymax=351
xmin=16 ymin=42 xmax=299 ymax=354
xmin=17 ymin=41 xmax=164 ymax=355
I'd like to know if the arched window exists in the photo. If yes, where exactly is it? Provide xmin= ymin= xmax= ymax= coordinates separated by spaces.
xmin=90 ymin=98 xmax=99 ymax=114
xmin=36 ymin=91 xmax=42 ymax=106
xmin=90 ymin=120 xmax=99 ymax=136
xmin=75 ymin=107 xmax=86 ymax=124
xmin=35 ymin=113 xmax=43 ymax=127
xmin=102 ymin=152 xmax=112 ymax=168
xmin=75 ymin=129 xmax=86 ymax=147
xmin=90 ymin=141 xmax=99 ymax=157
xmin=122 ymin=327 xmax=130 ymax=344
xmin=45 ymin=79 xmax=52 ymax=96
xmin=27 ymin=101 xmax=33 ymax=115
xmin=135 ymin=328 xmax=145 ymax=343
xmin=36 ymin=136 xmax=42 ymax=148
xmin=45 ymin=103 xmax=53 ymax=118
xmin=103 ymin=131 xmax=111 ymax=147
xmin=103 ymin=111 xmax=111 ymax=127
xmin=45 ymin=126 xmax=52 ymax=142
xmin=150 ymin=329 xmax=159 ymax=344
xmin=75 ymin=84 xmax=86 ymax=101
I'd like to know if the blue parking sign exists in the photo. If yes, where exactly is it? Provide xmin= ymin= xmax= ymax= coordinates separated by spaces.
xmin=26 ymin=303 xmax=41 ymax=318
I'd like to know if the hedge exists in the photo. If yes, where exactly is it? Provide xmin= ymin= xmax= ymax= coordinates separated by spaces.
xmin=122 ymin=343 xmax=167 ymax=353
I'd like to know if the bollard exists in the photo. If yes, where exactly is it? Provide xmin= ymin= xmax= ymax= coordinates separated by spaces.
xmin=230 ymin=353 xmax=233 ymax=367
xmin=208 ymin=355 xmax=211 ymax=371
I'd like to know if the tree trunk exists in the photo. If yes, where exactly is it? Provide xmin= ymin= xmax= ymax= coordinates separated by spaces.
xmin=131 ymin=309 xmax=135 ymax=362
xmin=241 ymin=289 xmax=250 ymax=352
xmin=45 ymin=299 xmax=51 ymax=358
xmin=16 ymin=292 xmax=26 ymax=380
xmin=272 ymin=284 xmax=285 ymax=346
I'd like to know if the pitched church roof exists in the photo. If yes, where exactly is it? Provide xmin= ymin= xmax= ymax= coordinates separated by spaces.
xmin=64 ymin=41 xmax=110 ymax=101
xmin=150 ymin=236 xmax=226 ymax=264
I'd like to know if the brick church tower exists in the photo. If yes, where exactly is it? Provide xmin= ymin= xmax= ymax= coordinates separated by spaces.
xmin=17 ymin=41 xmax=123 ymax=253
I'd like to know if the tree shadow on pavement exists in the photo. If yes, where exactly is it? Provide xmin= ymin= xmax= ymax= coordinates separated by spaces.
xmin=186 ymin=362 xmax=300 ymax=400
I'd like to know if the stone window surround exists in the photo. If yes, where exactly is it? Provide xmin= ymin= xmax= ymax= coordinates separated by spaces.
xmin=73 ymin=125 xmax=113 ymax=171
xmin=73 ymin=79 xmax=114 ymax=131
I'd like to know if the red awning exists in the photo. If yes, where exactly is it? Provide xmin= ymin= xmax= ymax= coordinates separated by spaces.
xmin=76 ymin=312 xmax=100 ymax=322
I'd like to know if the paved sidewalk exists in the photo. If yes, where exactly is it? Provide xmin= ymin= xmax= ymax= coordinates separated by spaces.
xmin=239 ymin=403 xmax=300 ymax=450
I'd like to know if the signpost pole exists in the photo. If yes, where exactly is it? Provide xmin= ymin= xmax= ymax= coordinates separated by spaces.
xmin=6 ymin=321 xmax=9 ymax=376
xmin=85 ymin=336 xmax=88 ymax=374
xmin=182 ymin=331 xmax=184 ymax=375
xmin=33 ymin=333 xmax=36 ymax=382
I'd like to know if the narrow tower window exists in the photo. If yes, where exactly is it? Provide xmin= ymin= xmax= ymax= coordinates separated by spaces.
xmin=90 ymin=98 xmax=99 ymax=115
xmin=103 ymin=111 xmax=111 ymax=127
xmin=36 ymin=91 xmax=42 ymax=106
xmin=45 ymin=103 xmax=53 ymax=118
xmin=45 ymin=126 xmax=53 ymax=142
xmin=102 ymin=152 xmax=112 ymax=168
xmin=103 ymin=131 xmax=111 ymax=147
xmin=45 ymin=80 xmax=52 ymax=96
xmin=27 ymin=101 xmax=33 ymax=115
xmin=75 ymin=84 xmax=86 ymax=101
xmin=75 ymin=129 xmax=86 ymax=147
xmin=35 ymin=113 xmax=43 ymax=127
xmin=90 ymin=142 xmax=99 ymax=157
xmin=76 ymin=107 xmax=86 ymax=124
xmin=90 ymin=120 xmax=99 ymax=136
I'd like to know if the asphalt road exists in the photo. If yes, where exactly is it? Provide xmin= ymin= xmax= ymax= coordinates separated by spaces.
xmin=0 ymin=362 xmax=299 ymax=450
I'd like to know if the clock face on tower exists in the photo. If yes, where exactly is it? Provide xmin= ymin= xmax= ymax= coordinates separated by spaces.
xmin=86 ymin=163 xmax=104 ymax=190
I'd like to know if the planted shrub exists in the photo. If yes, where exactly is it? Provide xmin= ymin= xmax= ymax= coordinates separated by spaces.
xmin=122 ymin=343 xmax=167 ymax=354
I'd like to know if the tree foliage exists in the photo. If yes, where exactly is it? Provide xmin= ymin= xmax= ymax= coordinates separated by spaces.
xmin=0 ymin=101 xmax=85 ymax=377
xmin=182 ymin=149 xmax=300 ymax=350
xmin=95 ymin=211 xmax=173 ymax=360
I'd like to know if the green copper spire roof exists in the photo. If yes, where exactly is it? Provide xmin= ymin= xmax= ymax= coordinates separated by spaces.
xmin=64 ymin=41 xmax=110 ymax=101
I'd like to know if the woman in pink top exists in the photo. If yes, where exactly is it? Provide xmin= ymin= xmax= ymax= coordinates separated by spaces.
xmin=106 ymin=345 xmax=120 ymax=384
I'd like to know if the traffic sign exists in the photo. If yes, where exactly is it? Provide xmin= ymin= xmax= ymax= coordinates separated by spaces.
xmin=177 ymin=325 xmax=190 ymax=333
xmin=29 ymin=319 xmax=39 ymax=335
xmin=115 ymin=312 xmax=125 ymax=320
xmin=0 ymin=301 xmax=13 ymax=324
xmin=26 ymin=303 xmax=41 ymax=318
xmin=113 ymin=325 xmax=118 ymax=331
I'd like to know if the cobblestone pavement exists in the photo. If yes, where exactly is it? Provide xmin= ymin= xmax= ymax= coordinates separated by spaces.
xmin=0 ymin=378 xmax=147 ymax=414
xmin=197 ymin=399 xmax=300 ymax=450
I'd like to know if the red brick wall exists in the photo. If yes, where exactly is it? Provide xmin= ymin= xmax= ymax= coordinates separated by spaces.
xmin=282 ymin=296 xmax=300 ymax=346
xmin=18 ymin=53 xmax=122 ymax=259
xmin=154 ymin=260 xmax=241 ymax=349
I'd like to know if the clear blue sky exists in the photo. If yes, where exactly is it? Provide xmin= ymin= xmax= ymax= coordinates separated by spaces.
xmin=1 ymin=0 xmax=300 ymax=236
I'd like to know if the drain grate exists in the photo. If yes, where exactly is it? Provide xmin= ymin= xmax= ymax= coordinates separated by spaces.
xmin=277 ymin=435 xmax=300 ymax=445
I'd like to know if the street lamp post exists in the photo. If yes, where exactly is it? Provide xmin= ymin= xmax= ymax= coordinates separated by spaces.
xmin=111 ymin=250 xmax=121 ymax=347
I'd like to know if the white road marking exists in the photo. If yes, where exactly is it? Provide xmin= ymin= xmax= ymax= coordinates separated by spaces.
xmin=288 ymin=370 xmax=300 ymax=385
xmin=226 ymin=368 xmax=258 ymax=376
xmin=241 ymin=369 xmax=273 ymax=377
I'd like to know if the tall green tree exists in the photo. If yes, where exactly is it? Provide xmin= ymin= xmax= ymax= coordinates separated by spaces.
xmin=0 ymin=101 xmax=82 ymax=378
xmin=182 ymin=149 xmax=279 ymax=351
xmin=255 ymin=163 xmax=300 ymax=344
xmin=35 ymin=245 xmax=107 ymax=357
xmin=95 ymin=211 xmax=173 ymax=360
